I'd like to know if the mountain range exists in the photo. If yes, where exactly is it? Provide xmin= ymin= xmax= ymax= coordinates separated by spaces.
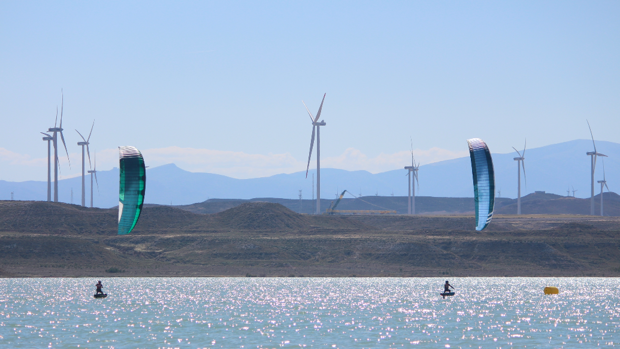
xmin=0 ymin=139 xmax=618 ymax=208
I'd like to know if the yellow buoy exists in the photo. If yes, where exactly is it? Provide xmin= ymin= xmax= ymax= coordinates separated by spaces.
xmin=544 ymin=286 xmax=559 ymax=295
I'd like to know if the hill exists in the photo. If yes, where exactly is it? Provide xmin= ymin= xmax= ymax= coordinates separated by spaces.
xmin=178 ymin=196 xmax=517 ymax=215
xmin=2 ymin=200 xmax=620 ymax=278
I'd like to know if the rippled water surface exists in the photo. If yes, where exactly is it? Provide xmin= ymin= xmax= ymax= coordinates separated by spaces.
xmin=1 ymin=277 xmax=619 ymax=348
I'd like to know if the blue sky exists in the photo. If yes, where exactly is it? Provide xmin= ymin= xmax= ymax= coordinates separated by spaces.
xmin=1 ymin=1 xmax=619 ymax=181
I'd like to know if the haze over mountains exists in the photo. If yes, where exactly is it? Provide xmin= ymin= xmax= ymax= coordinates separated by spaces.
xmin=1 ymin=140 xmax=618 ymax=208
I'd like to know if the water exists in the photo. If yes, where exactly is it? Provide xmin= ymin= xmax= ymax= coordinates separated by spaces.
xmin=1 ymin=277 xmax=619 ymax=348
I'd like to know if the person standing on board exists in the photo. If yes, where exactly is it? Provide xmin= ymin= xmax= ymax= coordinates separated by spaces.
xmin=95 ymin=281 xmax=104 ymax=295
xmin=444 ymin=281 xmax=454 ymax=293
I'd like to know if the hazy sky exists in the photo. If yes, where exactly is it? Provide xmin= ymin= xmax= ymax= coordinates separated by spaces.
xmin=1 ymin=1 xmax=619 ymax=182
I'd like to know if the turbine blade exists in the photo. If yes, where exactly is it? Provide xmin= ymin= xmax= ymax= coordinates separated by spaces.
xmin=94 ymin=171 xmax=100 ymax=194
xmin=522 ymin=160 xmax=527 ymax=187
xmin=605 ymin=183 xmax=610 ymax=192
xmin=86 ymin=144 xmax=92 ymax=170
xmin=587 ymin=120 xmax=597 ymax=153
xmin=87 ymin=120 xmax=94 ymax=141
xmin=602 ymin=158 xmax=606 ymax=181
xmin=410 ymin=137 xmax=414 ymax=166
xmin=305 ymin=125 xmax=316 ymax=178
xmin=75 ymin=129 xmax=86 ymax=142
xmin=54 ymin=107 xmax=58 ymax=127
xmin=40 ymin=132 xmax=51 ymax=137
xmin=60 ymin=90 xmax=64 ymax=129
xmin=60 ymin=131 xmax=71 ymax=168
xmin=522 ymin=138 xmax=526 ymax=158
xmin=302 ymin=101 xmax=314 ymax=122
xmin=512 ymin=146 xmax=522 ymax=157
xmin=314 ymin=93 xmax=326 ymax=122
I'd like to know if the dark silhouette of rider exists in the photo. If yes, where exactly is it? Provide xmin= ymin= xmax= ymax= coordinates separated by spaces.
xmin=444 ymin=280 xmax=454 ymax=293
xmin=96 ymin=281 xmax=104 ymax=295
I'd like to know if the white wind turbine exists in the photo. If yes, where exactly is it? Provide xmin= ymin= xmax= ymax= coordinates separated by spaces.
xmin=404 ymin=140 xmax=419 ymax=215
xmin=586 ymin=120 xmax=607 ymax=215
xmin=47 ymin=93 xmax=71 ymax=202
xmin=41 ymin=132 xmax=53 ymax=202
xmin=512 ymin=139 xmax=526 ymax=215
xmin=87 ymin=152 xmax=99 ymax=208
xmin=597 ymin=159 xmax=610 ymax=217
xmin=76 ymin=121 xmax=95 ymax=207
xmin=303 ymin=93 xmax=327 ymax=215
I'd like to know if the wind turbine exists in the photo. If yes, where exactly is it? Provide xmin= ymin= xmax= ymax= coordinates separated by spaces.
xmin=41 ymin=132 xmax=53 ymax=201
xmin=303 ymin=93 xmax=327 ymax=214
xmin=572 ymin=186 xmax=577 ymax=197
xmin=586 ymin=120 xmax=607 ymax=215
xmin=87 ymin=152 xmax=99 ymax=208
xmin=404 ymin=140 xmax=419 ymax=215
xmin=47 ymin=92 xmax=71 ymax=202
xmin=76 ymin=121 xmax=95 ymax=207
xmin=512 ymin=139 xmax=526 ymax=215
xmin=597 ymin=159 xmax=610 ymax=217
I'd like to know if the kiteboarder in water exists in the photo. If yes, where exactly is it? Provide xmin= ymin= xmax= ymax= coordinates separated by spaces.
xmin=96 ymin=281 xmax=104 ymax=295
xmin=444 ymin=281 xmax=454 ymax=293
xmin=441 ymin=281 xmax=454 ymax=298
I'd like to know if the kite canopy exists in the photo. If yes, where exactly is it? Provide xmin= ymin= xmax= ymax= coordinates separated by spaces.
xmin=467 ymin=138 xmax=495 ymax=231
xmin=118 ymin=146 xmax=146 ymax=235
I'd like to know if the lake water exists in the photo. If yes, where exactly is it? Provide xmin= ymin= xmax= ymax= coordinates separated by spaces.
xmin=1 ymin=277 xmax=618 ymax=348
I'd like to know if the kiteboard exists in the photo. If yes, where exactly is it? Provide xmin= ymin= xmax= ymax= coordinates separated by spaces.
xmin=94 ymin=294 xmax=107 ymax=299
xmin=440 ymin=291 xmax=455 ymax=298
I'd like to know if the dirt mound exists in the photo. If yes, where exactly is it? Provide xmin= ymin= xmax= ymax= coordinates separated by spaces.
xmin=213 ymin=202 xmax=311 ymax=230
xmin=0 ymin=201 xmax=115 ymax=234
xmin=131 ymin=206 xmax=204 ymax=233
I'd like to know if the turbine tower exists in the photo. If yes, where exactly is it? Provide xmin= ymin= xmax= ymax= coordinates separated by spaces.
xmin=303 ymin=93 xmax=327 ymax=215
xmin=597 ymin=159 xmax=610 ymax=217
xmin=87 ymin=152 xmax=99 ymax=208
xmin=76 ymin=121 xmax=95 ymax=207
xmin=586 ymin=121 xmax=607 ymax=215
xmin=512 ymin=139 xmax=526 ymax=215
xmin=47 ymin=92 xmax=71 ymax=202
xmin=41 ymin=132 xmax=53 ymax=202
xmin=404 ymin=140 xmax=419 ymax=215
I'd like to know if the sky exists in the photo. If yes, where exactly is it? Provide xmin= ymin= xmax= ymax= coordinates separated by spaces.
xmin=1 ymin=1 xmax=619 ymax=182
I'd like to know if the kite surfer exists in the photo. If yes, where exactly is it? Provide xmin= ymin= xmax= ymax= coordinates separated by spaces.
xmin=444 ymin=280 xmax=454 ymax=293
xmin=441 ymin=281 xmax=454 ymax=299
xmin=95 ymin=281 xmax=104 ymax=295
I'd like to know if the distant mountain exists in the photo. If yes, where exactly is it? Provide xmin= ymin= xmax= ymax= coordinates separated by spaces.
xmin=0 ymin=139 xmax=618 ymax=208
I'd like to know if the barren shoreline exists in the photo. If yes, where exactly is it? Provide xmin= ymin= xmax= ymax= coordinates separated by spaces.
xmin=1 ymin=201 xmax=620 ymax=278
